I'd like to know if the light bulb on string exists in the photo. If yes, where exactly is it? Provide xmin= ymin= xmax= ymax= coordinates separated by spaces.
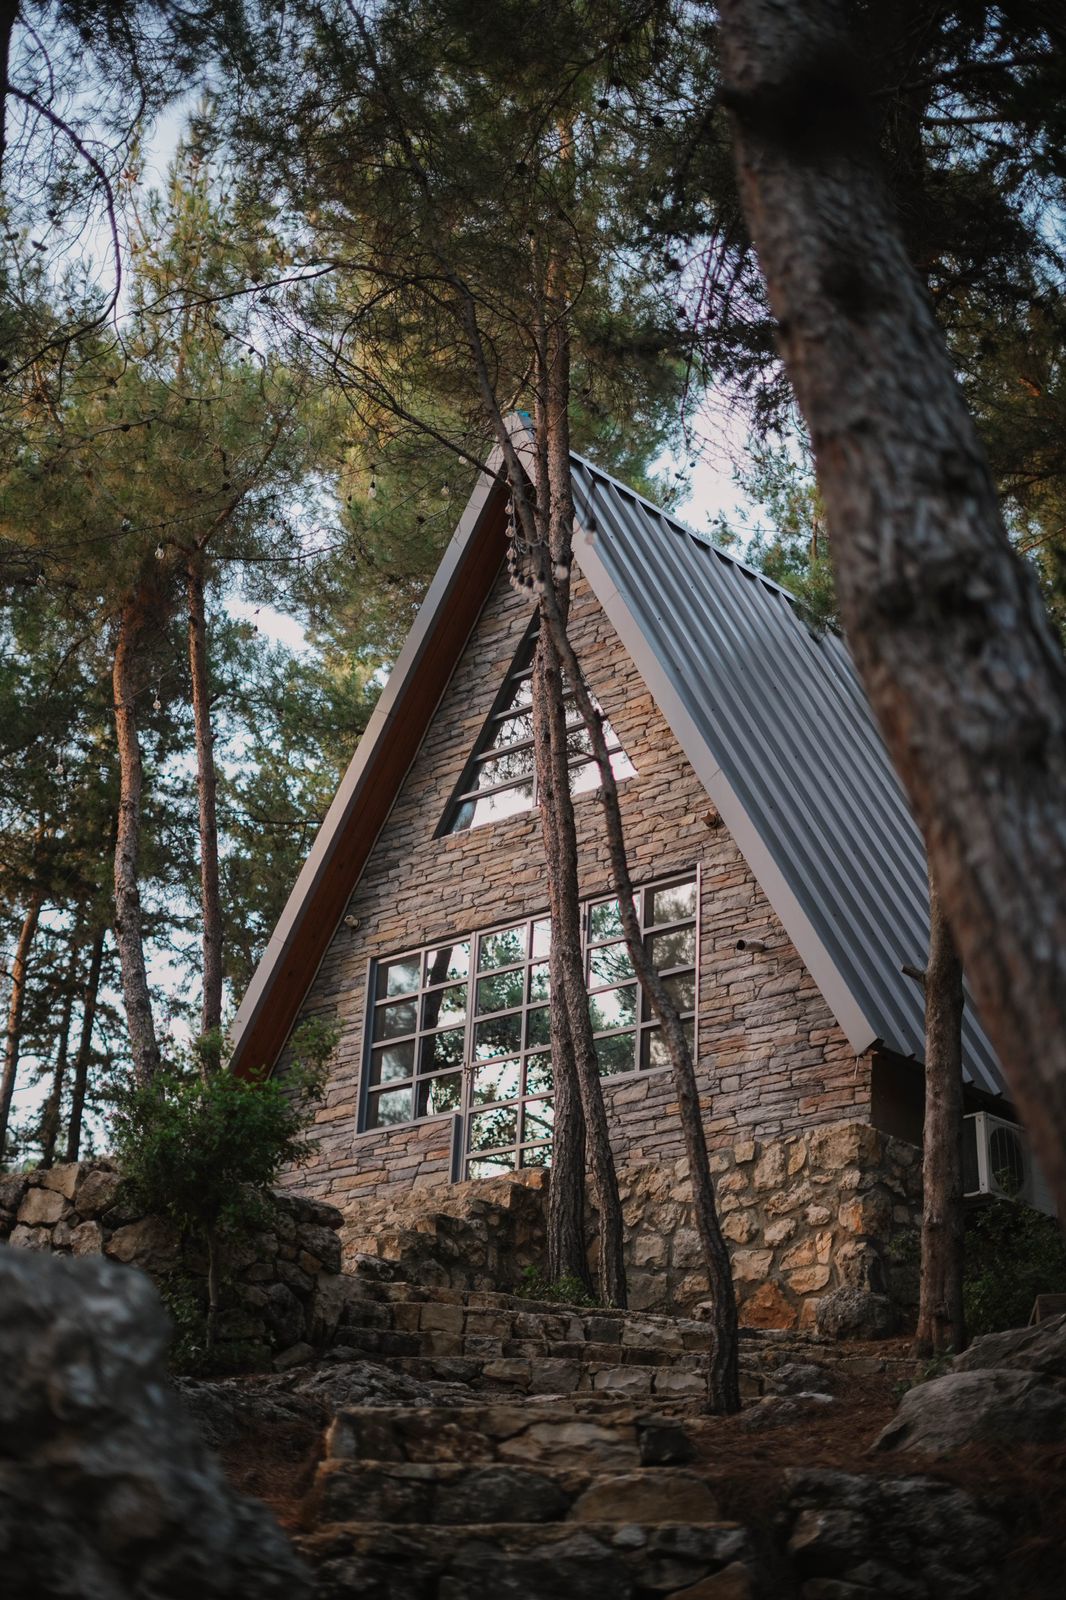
xmin=440 ymin=481 xmax=450 ymax=500
xmin=152 ymin=690 xmax=162 ymax=712
xmin=155 ymin=544 xmax=165 ymax=560
xmin=368 ymin=479 xmax=377 ymax=500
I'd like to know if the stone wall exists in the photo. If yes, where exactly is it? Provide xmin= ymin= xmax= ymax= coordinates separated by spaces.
xmin=0 ymin=1160 xmax=345 ymax=1368
xmin=334 ymin=1121 xmax=923 ymax=1329
xmin=284 ymin=558 xmax=870 ymax=1211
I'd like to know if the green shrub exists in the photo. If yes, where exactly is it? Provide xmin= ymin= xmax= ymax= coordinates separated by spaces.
xmin=963 ymin=1198 xmax=1066 ymax=1336
xmin=516 ymin=1264 xmax=601 ymax=1307
xmin=109 ymin=1019 xmax=335 ymax=1366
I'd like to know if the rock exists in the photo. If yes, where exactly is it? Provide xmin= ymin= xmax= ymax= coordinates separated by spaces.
xmin=295 ymin=1223 xmax=342 ymax=1272
xmin=766 ymin=1362 xmax=833 ymax=1395
xmin=33 ymin=1163 xmax=83 ymax=1200
xmin=0 ymin=1248 xmax=309 ymax=1598
xmin=571 ymin=1469 xmax=720 ymax=1524
xmin=66 ymin=1218 xmax=103 ymax=1257
xmin=806 ymin=1122 xmax=883 ymax=1173
xmin=637 ymin=1416 xmax=696 ymax=1466
xmin=952 ymin=1313 xmax=1066 ymax=1380
xmin=273 ymin=1341 xmax=315 ymax=1371
xmin=0 ymin=1172 xmax=29 ymax=1221
xmin=784 ymin=1467 xmax=1003 ymax=1597
xmin=673 ymin=1564 xmax=754 ymax=1599
xmin=105 ymin=1214 xmax=181 ymax=1273
xmin=738 ymin=1281 xmax=797 ymax=1330
xmin=740 ymin=1393 xmax=835 ymax=1429
xmin=874 ymin=1369 xmax=1066 ymax=1457
xmin=815 ymin=1287 xmax=896 ymax=1341
xmin=264 ymin=1280 xmax=305 ymax=1348
xmin=7 ymin=1223 xmax=51 ymax=1251
xmin=16 ymin=1186 xmax=68 ymax=1227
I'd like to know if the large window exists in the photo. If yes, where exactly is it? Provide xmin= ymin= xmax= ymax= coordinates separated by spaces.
xmin=439 ymin=619 xmax=635 ymax=834
xmin=360 ymin=872 xmax=698 ymax=1180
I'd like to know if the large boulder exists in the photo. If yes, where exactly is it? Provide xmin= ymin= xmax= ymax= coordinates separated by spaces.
xmin=874 ymin=1368 xmax=1066 ymax=1457
xmin=814 ymin=1285 xmax=897 ymax=1340
xmin=785 ymin=1467 xmax=1004 ymax=1597
xmin=953 ymin=1313 xmax=1066 ymax=1381
xmin=0 ymin=1245 xmax=309 ymax=1599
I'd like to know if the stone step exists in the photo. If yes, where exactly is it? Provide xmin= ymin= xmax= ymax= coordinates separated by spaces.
xmin=372 ymin=1352 xmax=710 ymax=1399
xmin=308 ymin=1459 xmax=721 ymax=1527
xmin=298 ymin=1517 xmax=758 ymax=1599
xmin=330 ymin=1321 xmax=706 ymax=1369
xmin=325 ymin=1403 xmax=675 ymax=1470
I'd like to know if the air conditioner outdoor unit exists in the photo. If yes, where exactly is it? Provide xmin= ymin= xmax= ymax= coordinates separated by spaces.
xmin=962 ymin=1111 xmax=1056 ymax=1217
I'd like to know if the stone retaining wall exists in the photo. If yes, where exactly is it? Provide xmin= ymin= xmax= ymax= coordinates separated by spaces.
xmin=338 ymin=1120 xmax=923 ymax=1329
xmin=0 ymin=1160 xmax=346 ymax=1367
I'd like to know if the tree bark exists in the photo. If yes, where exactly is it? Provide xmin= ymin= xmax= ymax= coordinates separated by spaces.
xmin=0 ymin=0 xmax=17 ymax=192
xmin=916 ymin=870 xmax=966 ymax=1355
xmin=112 ymin=594 xmax=161 ymax=1086
xmin=0 ymin=885 xmax=43 ymax=1162
xmin=187 ymin=559 xmax=224 ymax=1041
xmin=717 ymin=0 xmax=1066 ymax=1219
xmin=65 ymin=926 xmax=105 ymax=1162
xmin=38 ymin=953 xmax=76 ymax=1168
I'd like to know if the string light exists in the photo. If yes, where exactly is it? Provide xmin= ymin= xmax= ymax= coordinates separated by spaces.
xmin=368 ymin=479 xmax=377 ymax=500
xmin=155 ymin=544 xmax=165 ymax=560
xmin=440 ymin=480 xmax=450 ymax=499
xmin=152 ymin=691 xmax=162 ymax=712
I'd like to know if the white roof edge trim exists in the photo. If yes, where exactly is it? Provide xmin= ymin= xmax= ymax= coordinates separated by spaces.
xmin=573 ymin=520 xmax=879 ymax=1058
xmin=228 ymin=438 xmax=513 ymax=1061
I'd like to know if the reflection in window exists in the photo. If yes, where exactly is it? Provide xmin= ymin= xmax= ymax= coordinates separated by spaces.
xmin=360 ymin=873 xmax=699 ymax=1177
xmin=440 ymin=618 xmax=636 ymax=834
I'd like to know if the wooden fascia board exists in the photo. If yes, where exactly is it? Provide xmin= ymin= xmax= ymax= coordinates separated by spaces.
xmin=229 ymin=458 xmax=513 ymax=1077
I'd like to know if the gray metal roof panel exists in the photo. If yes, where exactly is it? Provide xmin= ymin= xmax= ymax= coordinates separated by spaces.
xmin=570 ymin=453 xmax=1006 ymax=1098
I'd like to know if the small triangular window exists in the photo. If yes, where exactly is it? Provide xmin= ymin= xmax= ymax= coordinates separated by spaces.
xmin=439 ymin=617 xmax=636 ymax=835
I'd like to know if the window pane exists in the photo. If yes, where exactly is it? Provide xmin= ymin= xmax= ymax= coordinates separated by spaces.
xmin=479 ymin=925 xmax=527 ymax=971
xmin=520 ymin=1144 xmax=552 ymax=1169
xmin=565 ymin=725 xmax=593 ymax=759
xmin=588 ymin=941 xmax=634 ymax=988
xmin=373 ymin=999 xmax=418 ymax=1041
xmin=477 ymin=969 xmax=525 ymax=1015
xmin=522 ymin=1098 xmax=554 ymax=1143
xmin=467 ymin=1152 xmax=517 ymax=1179
xmin=447 ymin=798 xmax=475 ymax=833
xmin=377 ymin=955 xmax=420 ymax=999
xmin=650 ymin=925 xmax=697 ymax=970
xmin=474 ymin=1059 xmax=521 ymax=1105
xmin=470 ymin=1105 xmax=518 ymax=1152
xmin=589 ymin=899 xmax=623 ymax=941
xmin=526 ymin=1005 xmax=551 ymax=1049
xmin=524 ymin=1052 xmax=553 ymax=1095
xmin=531 ymin=918 xmax=551 ymax=960
xmin=474 ymin=1013 xmax=523 ymax=1061
xmin=472 ymin=747 xmax=535 ymax=788
xmin=569 ymin=759 xmax=598 ymax=796
xmin=419 ymin=1074 xmax=462 ymax=1116
xmin=663 ymin=971 xmax=696 ymax=1013
xmin=528 ymin=961 xmax=550 ymax=1002
xmin=487 ymin=709 xmax=534 ymax=748
xmin=420 ymin=1027 xmax=465 ymax=1074
xmin=366 ymin=1086 xmax=413 ymax=1128
xmin=609 ymin=747 xmax=637 ymax=782
xmin=369 ymin=1040 xmax=415 ymax=1086
xmin=425 ymin=941 xmax=470 ymax=985
xmin=649 ymin=879 xmax=697 ymax=925
xmin=589 ymin=984 xmax=638 ymax=1033
xmin=422 ymin=983 xmax=466 ymax=1030
xmin=463 ymin=783 xmax=535 ymax=828
xmin=594 ymin=1030 xmax=636 ymax=1077
xmin=506 ymin=673 xmax=534 ymax=710
xmin=642 ymin=1019 xmax=695 ymax=1071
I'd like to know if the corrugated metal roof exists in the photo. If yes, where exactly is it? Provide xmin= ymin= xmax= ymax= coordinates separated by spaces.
xmin=570 ymin=452 xmax=1006 ymax=1097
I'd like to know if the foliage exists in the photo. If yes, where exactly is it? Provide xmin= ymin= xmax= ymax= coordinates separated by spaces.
xmin=109 ymin=1018 xmax=335 ymax=1245
xmin=963 ymin=1198 xmax=1066 ymax=1338
xmin=516 ymin=1263 xmax=601 ymax=1308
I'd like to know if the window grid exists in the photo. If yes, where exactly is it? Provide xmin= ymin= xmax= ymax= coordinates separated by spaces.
xmin=359 ymin=871 xmax=699 ymax=1179
xmin=439 ymin=619 xmax=635 ymax=835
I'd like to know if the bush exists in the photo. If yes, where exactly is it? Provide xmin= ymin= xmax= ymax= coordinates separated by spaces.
xmin=963 ymin=1198 xmax=1066 ymax=1336
xmin=516 ymin=1264 xmax=601 ymax=1307
xmin=109 ymin=1019 xmax=335 ymax=1365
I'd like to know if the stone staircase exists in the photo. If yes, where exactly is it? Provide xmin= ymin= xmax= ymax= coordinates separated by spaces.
xmin=286 ymin=1273 xmax=921 ymax=1597
xmin=321 ymin=1273 xmax=916 ymax=1404
xmin=298 ymin=1400 xmax=760 ymax=1598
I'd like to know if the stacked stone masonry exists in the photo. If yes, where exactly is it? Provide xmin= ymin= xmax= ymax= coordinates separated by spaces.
xmin=0 ymin=1160 xmax=345 ymax=1365
xmin=283 ymin=560 xmax=874 ymax=1214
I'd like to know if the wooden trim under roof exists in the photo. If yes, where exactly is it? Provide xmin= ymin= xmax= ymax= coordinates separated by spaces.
xmin=229 ymin=461 xmax=513 ymax=1078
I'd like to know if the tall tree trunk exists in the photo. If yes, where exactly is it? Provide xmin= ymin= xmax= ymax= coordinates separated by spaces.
xmin=717 ymin=0 xmax=1066 ymax=1219
xmin=112 ymin=595 xmax=161 ymax=1086
xmin=187 ymin=559 xmax=223 ymax=1042
xmin=0 ymin=886 xmax=44 ymax=1162
xmin=39 ymin=953 xmax=77 ymax=1168
xmin=0 ymin=0 xmax=17 ymax=191
xmin=65 ymin=926 xmax=105 ymax=1162
xmin=915 ymin=870 xmax=966 ymax=1355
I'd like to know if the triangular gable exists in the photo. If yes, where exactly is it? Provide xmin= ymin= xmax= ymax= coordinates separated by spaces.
xmin=230 ymin=413 xmax=1006 ymax=1101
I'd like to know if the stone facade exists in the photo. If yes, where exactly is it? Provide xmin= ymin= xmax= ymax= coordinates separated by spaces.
xmin=335 ymin=1122 xmax=923 ymax=1329
xmin=0 ymin=1161 xmax=345 ymax=1366
xmin=284 ymin=559 xmax=873 ymax=1216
